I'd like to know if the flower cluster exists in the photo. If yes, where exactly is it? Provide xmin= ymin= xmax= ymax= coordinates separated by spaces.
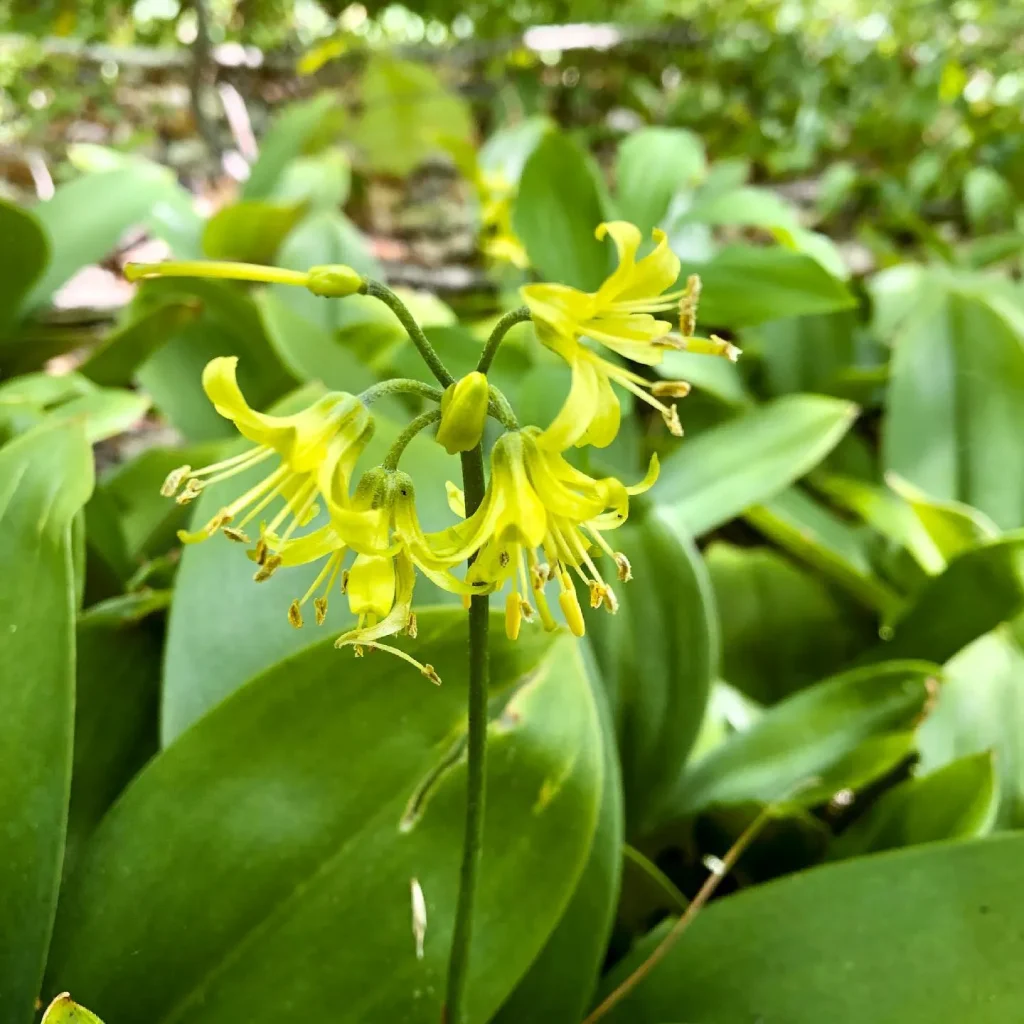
xmin=156 ymin=221 xmax=727 ymax=683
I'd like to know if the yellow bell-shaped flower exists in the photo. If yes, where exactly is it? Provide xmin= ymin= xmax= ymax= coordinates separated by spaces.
xmin=440 ymin=428 xmax=658 ymax=640
xmin=162 ymin=357 xmax=373 ymax=550
xmin=163 ymin=360 xmax=374 ymax=547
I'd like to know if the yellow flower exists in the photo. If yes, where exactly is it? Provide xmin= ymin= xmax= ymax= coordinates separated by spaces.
xmin=436 ymin=371 xmax=490 ymax=454
xmin=161 ymin=356 xmax=373 ymax=549
xmin=478 ymin=170 xmax=529 ymax=269
xmin=442 ymin=428 xmax=658 ymax=640
xmin=266 ymin=467 xmax=476 ymax=684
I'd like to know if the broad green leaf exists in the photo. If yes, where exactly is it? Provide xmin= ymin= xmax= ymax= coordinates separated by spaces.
xmin=25 ymin=166 xmax=180 ymax=311
xmin=685 ymin=185 xmax=796 ymax=230
xmin=41 ymin=993 xmax=105 ymax=1024
xmin=160 ymin=401 xmax=456 ymax=742
xmin=585 ymin=509 xmax=717 ymax=835
xmin=269 ymin=150 xmax=351 ymax=211
xmin=866 ymin=533 xmax=1024 ymax=663
xmin=80 ymin=299 xmax=201 ymax=387
xmin=0 ymin=423 xmax=93 ymax=1024
xmin=0 ymin=197 xmax=49 ymax=335
xmin=746 ymin=487 xmax=900 ymax=615
xmin=681 ymin=245 xmax=855 ymax=328
xmin=829 ymin=752 xmax=996 ymax=860
xmin=655 ymin=661 xmax=937 ymax=819
xmin=136 ymin=278 xmax=298 ymax=442
xmin=47 ymin=612 xmax=603 ymax=1024
xmin=920 ymin=630 xmax=1024 ymax=827
xmin=655 ymin=395 xmax=857 ymax=537
xmin=63 ymin=605 xmax=161 ymax=884
xmin=615 ymin=127 xmax=706 ymax=236
xmin=494 ymin=671 xmax=623 ymax=1023
xmin=707 ymin=541 xmax=875 ymax=705
xmin=201 ymin=201 xmax=307 ymax=265
xmin=964 ymin=166 xmax=1016 ymax=231
xmin=479 ymin=115 xmax=553 ymax=185
xmin=884 ymin=287 xmax=1024 ymax=530
xmin=752 ymin=310 xmax=857 ymax=398
xmin=350 ymin=56 xmax=474 ymax=176
xmin=515 ymin=132 xmax=609 ymax=291
xmin=656 ymin=349 xmax=751 ymax=407
xmin=599 ymin=834 xmax=1024 ymax=1024
xmin=242 ymin=93 xmax=338 ymax=200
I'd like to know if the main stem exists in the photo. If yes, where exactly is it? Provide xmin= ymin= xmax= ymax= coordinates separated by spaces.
xmin=445 ymin=444 xmax=490 ymax=1024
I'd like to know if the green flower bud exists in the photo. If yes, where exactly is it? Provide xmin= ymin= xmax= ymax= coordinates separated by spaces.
xmin=306 ymin=264 xmax=363 ymax=297
xmin=436 ymin=371 xmax=490 ymax=454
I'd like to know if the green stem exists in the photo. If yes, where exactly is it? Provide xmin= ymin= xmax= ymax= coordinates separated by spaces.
xmin=381 ymin=409 xmax=442 ymax=471
xmin=445 ymin=444 xmax=490 ymax=1024
xmin=363 ymin=280 xmax=455 ymax=388
xmin=477 ymin=306 xmax=531 ymax=374
xmin=359 ymin=378 xmax=445 ymax=406
xmin=487 ymin=386 xmax=520 ymax=430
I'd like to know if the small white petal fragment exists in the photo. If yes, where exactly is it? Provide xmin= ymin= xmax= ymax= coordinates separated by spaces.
xmin=411 ymin=877 xmax=427 ymax=960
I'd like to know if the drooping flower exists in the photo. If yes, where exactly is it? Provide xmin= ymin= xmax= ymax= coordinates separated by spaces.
xmin=265 ymin=467 xmax=477 ymax=683
xmin=161 ymin=356 xmax=373 ymax=551
xmin=441 ymin=428 xmax=658 ymax=640
xmin=521 ymin=223 xmax=697 ymax=446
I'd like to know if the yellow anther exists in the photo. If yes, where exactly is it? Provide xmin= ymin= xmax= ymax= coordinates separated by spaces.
xmin=254 ymin=554 xmax=282 ymax=582
xmin=651 ymin=380 xmax=692 ymax=399
xmin=662 ymin=404 xmax=683 ymax=437
xmin=614 ymin=552 xmax=632 ymax=582
xmin=314 ymin=597 xmax=328 ymax=625
xmin=175 ymin=479 xmax=205 ymax=505
xmin=288 ymin=600 xmax=303 ymax=628
xmin=519 ymin=597 xmax=534 ymax=621
xmin=679 ymin=273 xmax=702 ymax=337
xmin=422 ymin=664 xmax=442 ymax=686
xmin=222 ymin=526 xmax=250 ymax=543
xmin=406 ymin=613 xmax=418 ymax=639
xmin=161 ymin=465 xmax=191 ymax=497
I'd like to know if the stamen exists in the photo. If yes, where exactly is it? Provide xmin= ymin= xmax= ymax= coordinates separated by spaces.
xmin=194 ymin=446 xmax=276 ymax=487
xmin=682 ymin=334 xmax=742 ymax=362
xmin=615 ymin=552 xmax=632 ymax=582
xmin=176 ymin=479 xmax=204 ymax=505
xmin=651 ymin=380 xmax=692 ymax=399
xmin=314 ymin=597 xmax=328 ymax=625
xmin=679 ymin=274 xmax=702 ymax=337
xmin=405 ymin=613 xmax=418 ymax=638
xmin=253 ymin=554 xmax=282 ymax=582
xmin=335 ymin=635 xmax=442 ymax=684
xmin=223 ymin=526 xmax=250 ymax=543
xmin=288 ymin=600 xmax=303 ymax=628
xmin=161 ymin=465 xmax=191 ymax=497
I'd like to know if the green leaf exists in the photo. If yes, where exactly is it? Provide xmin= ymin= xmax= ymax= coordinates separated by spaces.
xmin=201 ymin=201 xmax=307 ymax=265
xmin=63 ymin=606 xmax=161 ymax=884
xmin=655 ymin=348 xmax=751 ymax=407
xmin=242 ymin=93 xmax=338 ymax=200
xmin=0 ymin=197 xmax=49 ymax=335
xmin=866 ymin=533 xmax=1024 ymax=663
xmin=0 ymin=423 xmax=93 ymax=1024
xmin=80 ymin=299 xmax=202 ymax=387
xmin=685 ymin=185 xmax=797 ymax=230
xmin=479 ymin=115 xmax=553 ymax=185
xmin=707 ymin=541 xmax=875 ymax=705
xmin=160 ymin=402 xmax=455 ymax=742
xmin=656 ymin=661 xmax=937 ymax=819
xmin=681 ymin=245 xmax=855 ymax=328
xmin=493 ymin=672 xmax=623 ymax=1023
xmin=884 ymin=287 xmax=1024 ymax=530
xmin=269 ymin=151 xmax=351 ymax=211
xmin=585 ymin=509 xmax=716 ymax=835
xmin=599 ymin=834 xmax=1024 ymax=1024
xmin=25 ymin=166 xmax=180 ymax=311
xmin=135 ymin=279 xmax=298 ymax=442
xmin=829 ymin=752 xmax=997 ymax=860
xmin=350 ymin=56 xmax=474 ymax=176
xmin=655 ymin=395 xmax=857 ymax=537
xmin=920 ymin=630 xmax=1024 ymax=827
xmin=515 ymin=132 xmax=609 ymax=290
xmin=615 ymin=127 xmax=706 ymax=236
xmin=47 ymin=612 xmax=604 ymax=1024
xmin=752 ymin=310 xmax=858 ymax=398
xmin=964 ymin=166 xmax=1016 ymax=231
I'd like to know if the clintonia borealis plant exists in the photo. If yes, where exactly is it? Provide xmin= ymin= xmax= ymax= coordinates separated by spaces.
xmin=125 ymin=220 xmax=734 ymax=1024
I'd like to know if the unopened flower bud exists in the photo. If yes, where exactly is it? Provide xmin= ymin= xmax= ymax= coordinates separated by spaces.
xmin=306 ymin=264 xmax=363 ymax=298
xmin=436 ymin=371 xmax=489 ymax=455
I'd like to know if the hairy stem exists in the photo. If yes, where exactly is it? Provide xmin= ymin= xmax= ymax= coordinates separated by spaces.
xmin=363 ymin=280 xmax=455 ymax=388
xmin=444 ymin=444 xmax=490 ymax=1024
xmin=381 ymin=409 xmax=442 ymax=471
xmin=359 ymin=378 xmax=445 ymax=406
xmin=477 ymin=306 xmax=531 ymax=374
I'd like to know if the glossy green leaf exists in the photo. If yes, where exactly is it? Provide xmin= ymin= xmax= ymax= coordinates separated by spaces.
xmin=515 ymin=132 xmax=609 ymax=290
xmin=867 ymin=533 xmax=1024 ymax=663
xmin=63 ymin=605 xmax=161 ymax=884
xmin=136 ymin=278 xmax=298 ymax=442
xmin=585 ymin=508 xmax=717 ymax=835
xmin=600 ymin=834 xmax=1024 ymax=1024
xmin=920 ymin=630 xmax=1024 ymax=827
xmin=80 ymin=299 xmax=201 ymax=387
xmin=242 ymin=93 xmax=337 ymax=200
xmin=493 ymin=671 xmax=623 ymax=1023
xmin=47 ymin=612 xmax=603 ymax=1024
xmin=707 ymin=541 xmax=875 ymax=705
xmin=884 ymin=287 xmax=1024 ymax=530
xmin=615 ymin=127 xmax=706 ymax=236
xmin=201 ymin=200 xmax=307 ymax=265
xmin=25 ymin=166 xmax=179 ymax=311
xmin=829 ymin=752 xmax=996 ymax=860
xmin=160 ymin=402 xmax=456 ymax=742
xmin=655 ymin=395 xmax=857 ymax=537
xmin=680 ymin=245 xmax=855 ymax=328
xmin=0 ymin=197 xmax=49 ymax=334
xmin=0 ymin=423 xmax=93 ymax=1024
xmin=656 ymin=661 xmax=937 ymax=819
